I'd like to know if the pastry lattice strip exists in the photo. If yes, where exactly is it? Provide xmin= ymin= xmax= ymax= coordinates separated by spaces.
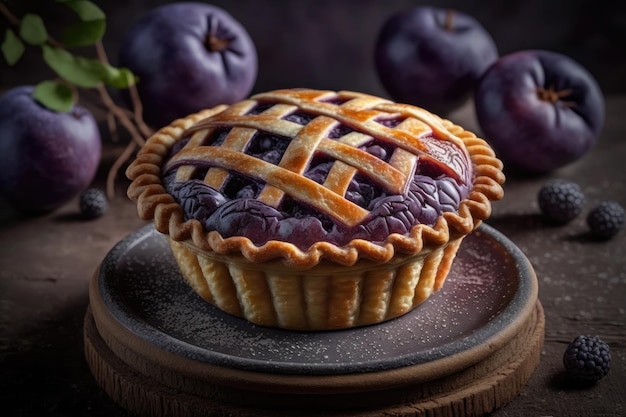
xmin=167 ymin=90 xmax=465 ymax=227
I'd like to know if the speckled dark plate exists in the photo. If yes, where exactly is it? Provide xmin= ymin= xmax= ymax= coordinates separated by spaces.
xmin=96 ymin=223 xmax=536 ymax=376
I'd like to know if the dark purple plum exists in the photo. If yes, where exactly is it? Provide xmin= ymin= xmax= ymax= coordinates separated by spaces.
xmin=0 ymin=86 xmax=101 ymax=213
xmin=374 ymin=6 xmax=498 ymax=115
xmin=475 ymin=50 xmax=604 ymax=174
xmin=119 ymin=2 xmax=257 ymax=128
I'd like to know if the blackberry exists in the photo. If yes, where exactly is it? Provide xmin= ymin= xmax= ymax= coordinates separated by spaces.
xmin=563 ymin=335 xmax=611 ymax=383
xmin=537 ymin=179 xmax=585 ymax=224
xmin=586 ymin=201 xmax=625 ymax=239
xmin=79 ymin=188 xmax=108 ymax=219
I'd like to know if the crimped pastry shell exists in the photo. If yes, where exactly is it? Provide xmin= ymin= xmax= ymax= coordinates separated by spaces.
xmin=126 ymin=92 xmax=504 ymax=269
xmin=167 ymin=236 xmax=464 ymax=330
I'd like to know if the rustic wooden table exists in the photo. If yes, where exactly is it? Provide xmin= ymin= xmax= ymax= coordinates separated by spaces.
xmin=1 ymin=97 xmax=624 ymax=417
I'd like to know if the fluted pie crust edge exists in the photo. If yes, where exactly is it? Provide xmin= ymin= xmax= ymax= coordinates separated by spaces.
xmin=167 ymin=236 xmax=464 ymax=330
xmin=126 ymin=91 xmax=505 ymax=269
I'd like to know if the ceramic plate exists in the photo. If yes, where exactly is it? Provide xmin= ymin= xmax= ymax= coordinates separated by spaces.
xmin=97 ymin=223 xmax=536 ymax=375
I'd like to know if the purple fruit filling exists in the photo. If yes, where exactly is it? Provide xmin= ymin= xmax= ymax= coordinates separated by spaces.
xmin=163 ymin=105 xmax=472 ymax=250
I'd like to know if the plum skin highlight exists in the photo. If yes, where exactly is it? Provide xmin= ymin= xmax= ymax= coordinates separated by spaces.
xmin=118 ymin=2 xmax=258 ymax=129
xmin=475 ymin=50 xmax=604 ymax=174
xmin=375 ymin=6 xmax=499 ymax=115
xmin=0 ymin=86 xmax=101 ymax=213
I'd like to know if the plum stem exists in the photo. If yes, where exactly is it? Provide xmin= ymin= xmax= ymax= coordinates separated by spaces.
xmin=207 ymin=33 xmax=231 ymax=52
xmin=444 ymin=10 xmax=455 ymax=31
xmin=537 ymin=86 xmax=576 ymax=107
xmin=206 ymin=15 xmax=232 ymax=52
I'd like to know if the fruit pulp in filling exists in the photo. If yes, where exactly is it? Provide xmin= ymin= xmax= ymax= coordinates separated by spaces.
xmin=162 ymin=112 xmax=472 ymax=250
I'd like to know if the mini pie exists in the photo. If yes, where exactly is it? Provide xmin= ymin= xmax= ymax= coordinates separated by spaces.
xmin=126 ymin=89 xmax=505 ymax=330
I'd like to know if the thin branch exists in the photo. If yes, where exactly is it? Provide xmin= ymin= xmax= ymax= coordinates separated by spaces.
xmin=106 ymin=111 xmax=119 ymax=142
xmin=106 ymin=139 xmax=138 ymax=198
xmin=96 ymin=41 xmax=153 ymax=137
xmin=128 ymin=82 xmax=153 ymax=137
xmin=0 ymin=2 xmax=19 ymax=26
xmin=94 ymin=39 xmax=108 ymax=64
xmin=0 ymin=2 xmax=63 ymax=48
xmin=96 ymin=84 xmax=145 ymax=147
xmin=96 ymin=85 xmax=148 ymax=199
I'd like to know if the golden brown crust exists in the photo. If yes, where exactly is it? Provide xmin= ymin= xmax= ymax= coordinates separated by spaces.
xmin=126 ymin=89 xmax=504 ymax=269
xmin=168 ymin=236 xmax=464 ymax=330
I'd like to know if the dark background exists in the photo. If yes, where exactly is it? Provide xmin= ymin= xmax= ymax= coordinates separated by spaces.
xmin=1 ymin=0 xmax=625 ymax=100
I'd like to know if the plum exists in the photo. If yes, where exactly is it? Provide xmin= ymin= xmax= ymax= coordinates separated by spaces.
xmin=474 ymin=50 xmax=604 ymax=174
xmin=0 ymin=86 xmax=101 ymax=213
xmin=119 ymin=2 xmax=257 ymax=128
xmin=374 ymin=6 xmax=498 ymax=115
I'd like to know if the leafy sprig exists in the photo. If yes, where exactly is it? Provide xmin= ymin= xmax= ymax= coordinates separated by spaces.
xmin=2 ymin=0 xmax=135 ymax=110
xmin=0 ymin=0 xmax=153 ymax=198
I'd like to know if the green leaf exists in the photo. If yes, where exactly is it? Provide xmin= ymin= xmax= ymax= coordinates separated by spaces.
xmin=42 ymin=45 xmax=138 ymax=90
xmin=64 ymin=1 xmax=106 ymax=21
xmin=19 ymin=14 xmax=48 ymax=45
xmin=62 ymin=19 xmax=106 ymax=47
xmin=104 ymin=67 xmax=137 ymax=89
xmin=1 ymin=29 xmax=25 ymax=65
xmin=42 ymin=45 xmax=105 ymax=87
xmin=33 ymin=80 xmax=75 ymax=112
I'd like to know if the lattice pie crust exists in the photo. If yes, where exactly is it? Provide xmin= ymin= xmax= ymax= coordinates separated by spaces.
xmin=127 ymin=89 xmax=504 ymax=330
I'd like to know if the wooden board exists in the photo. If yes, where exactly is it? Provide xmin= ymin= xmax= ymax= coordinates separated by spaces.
xmin=84 ymin=301 xmax=544 ymax=416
